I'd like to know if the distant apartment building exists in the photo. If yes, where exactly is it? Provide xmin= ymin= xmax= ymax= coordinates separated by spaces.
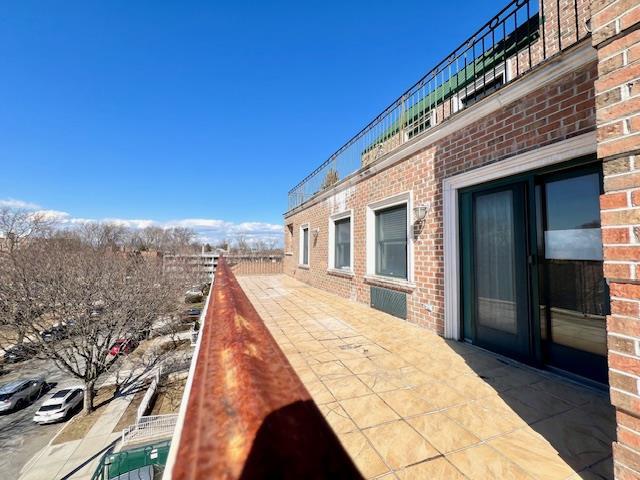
xmin=162 ymin=249 xmax=222 ymax=283
xmin=282 ymin=0 xmax=640 ymax=475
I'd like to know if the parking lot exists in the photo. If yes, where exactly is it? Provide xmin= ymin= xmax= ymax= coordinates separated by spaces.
xmin=0 ymin=358 xmax=78 ymax=479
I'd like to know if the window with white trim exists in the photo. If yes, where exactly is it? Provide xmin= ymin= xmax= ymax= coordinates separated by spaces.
xmin=366 ymin=192 xmax=413 ymax=283
xmin=375 ymin=205 xmax=407 ymax=279
xmin=328 ymin=211 xmax=353 ymax=271
xmin=299 ymin=225 xmax=309 ymax=266
xmin=453 ymin=65 xmax=508 ymax=113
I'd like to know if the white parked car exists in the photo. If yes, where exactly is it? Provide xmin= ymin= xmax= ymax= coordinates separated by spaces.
xmin=33 ymin=387 xmax=84 ymax=424
xmin=0 ymin=378 xmax=46 ymax=412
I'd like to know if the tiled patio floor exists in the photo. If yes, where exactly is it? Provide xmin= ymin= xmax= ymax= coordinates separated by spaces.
xmin=238 ymin=275 xmax=615 ymax=480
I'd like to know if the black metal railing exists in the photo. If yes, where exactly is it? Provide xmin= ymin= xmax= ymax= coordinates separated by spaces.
xmin=287 ymin=0 xmax=589 ymax=211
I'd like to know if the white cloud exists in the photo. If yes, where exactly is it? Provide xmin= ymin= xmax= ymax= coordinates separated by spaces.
xmin=101 ymin=218 xmax=157 ymax=229
xmin=2 ymin=198 xmax=282 ymax=245
xmin=0 ymin=198 xmax=41 ymax=209
xmin=34 ymin=209 xmax=71 ymax=221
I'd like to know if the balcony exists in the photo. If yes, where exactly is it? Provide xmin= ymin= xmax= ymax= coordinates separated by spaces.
xmin=287 ymin=0 xmax=590 ymax=212
xmin=166 ymin=261 xmax=614 ymax=478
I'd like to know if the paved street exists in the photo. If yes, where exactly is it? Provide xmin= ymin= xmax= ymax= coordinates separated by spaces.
xmin=0 ymin=358 xmax=79 ymax=479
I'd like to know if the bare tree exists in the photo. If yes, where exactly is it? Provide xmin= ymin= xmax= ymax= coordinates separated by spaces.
xmin=78 ymin=222 xmax=129 ymax=249
xmin=0 ymin=207 xmax=53 ymax=253
xmin=128 ymin=226 xmax=199 ymax=254
xmin=0 ymin=223 xmax=185 ymax=414
xmin=0 ymin=208 xmax=55 ymax=345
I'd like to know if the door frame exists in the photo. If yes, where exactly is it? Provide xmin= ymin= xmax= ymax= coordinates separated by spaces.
xmin=442 ymin=132 xmax=597 ymax=340
xmin=457 ymin=153 xmax=602 ymax=372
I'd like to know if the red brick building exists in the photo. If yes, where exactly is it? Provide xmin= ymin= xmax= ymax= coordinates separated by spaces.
xmin=283 ymin=0 xmax=640 ymax=476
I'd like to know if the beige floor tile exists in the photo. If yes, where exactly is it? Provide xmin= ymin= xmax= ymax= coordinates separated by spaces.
xmin=318 ymin=401 xmax=358 ymax=434
xmin=480 ymin=366 xmax=545 ymax=391
xmin=294 ymin=367 xmax=318 ymax=384
xmin=340 ymin=394 xmax=400 ymax=429
xmin=488 ymin=428 xmax=577 ymax=480
xmin=363 ymin=420 xmax=439 ymax=469
xmin=529 ymin=408 xmax=614 ymax=471
xmin=447 ymin=444 xmax=535 ymax=479
xmin=571 ymin=456 xmax=613 ymax=480
xmin=479 ymin=395 xmax=547 ymax=426
xmin=321 ymin=338 xmax=347 ymax=349
xmin=447 ymin=374 xmax=499 ymax=400
xmin=311 ymin=360 xmax=351 ymax=378
xmin=378 ymin=388 xmax=435 ymax=417
xmin=338 ymin=430 xmax=389 ymax=478
xmin=313 ymin=350 xmax=338 ymax=362
xmin=444 ymin=403 xmax=521 ymax=440
xmin=288 ymin=332 xmax=315 ymax=342
xmin=501 ymin=385 xmax=574 ymax=417
xmin=305 ymin=380 xmax=336 ymax=405
xmin=397 ymin=458 xmax=466 ymax=479
xmin=412 ymin=382 xmax=466 ymax=410
xmin=398 ymin=366 xmax=432 ymax=387
xmin=408 ymin=411 xmax=480 ymax=453
xmin=324 ymin=375 xmax=372 ymax=401
xmin=343 ymin=357 xmax=380 ymax=375
xmin=358 ymin=371 xmax=411 ymax=393
xmin=358 ymin=344 xmax=390 ymax=356
xmin=295 ymin=340 xmax=327 ymax=353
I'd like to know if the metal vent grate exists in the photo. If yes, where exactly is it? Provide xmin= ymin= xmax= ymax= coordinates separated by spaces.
xmin=370 ymin=286 xmax=407 ymax=319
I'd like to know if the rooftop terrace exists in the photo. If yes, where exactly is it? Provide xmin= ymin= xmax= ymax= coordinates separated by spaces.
xmin=168 ymin=264 xmax=615 ymax=479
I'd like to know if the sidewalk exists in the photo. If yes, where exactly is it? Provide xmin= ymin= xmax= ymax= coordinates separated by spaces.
xmin=19 ymin=391 xmax=135 ymax=480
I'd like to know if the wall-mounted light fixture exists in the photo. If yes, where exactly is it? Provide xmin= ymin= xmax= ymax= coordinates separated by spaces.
xmin=413 ymin=203 xmax=431 ymax=223
xmin=312 ymin=227 xmax=320 ymax=239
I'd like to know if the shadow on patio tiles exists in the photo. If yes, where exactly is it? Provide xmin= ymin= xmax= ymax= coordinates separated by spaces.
xmin=442 ymin=340 xmax=615 ymax=479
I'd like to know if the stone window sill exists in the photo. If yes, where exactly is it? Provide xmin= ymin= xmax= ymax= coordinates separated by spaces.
xmin=327 ymin=268 xmax=354 ymax=278
xmin=298 ymin=264 xmax=310 ymax=270
xmin=364 ymin=275 xmax=415 ymax=292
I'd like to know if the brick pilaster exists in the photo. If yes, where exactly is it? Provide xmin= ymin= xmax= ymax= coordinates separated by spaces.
xmin=592 ymin=0 xmax=640 ymax=478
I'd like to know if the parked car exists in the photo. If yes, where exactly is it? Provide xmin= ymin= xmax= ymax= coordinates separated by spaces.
xmin=108 ymin=339 xmax=138 ymax=356
xmin=2 ymin=344 xmax=36 ymax=364
xmin=185 ymin=286 xmax=203 ymax=297
xmin=41 ymin=323 xmax=69 ymax=342
xmin=0 ymin=378 xmax=46 ymax=412
xmin=186 ymin=308 xmax=201 ymax=317
xmin=33 ymin=387 xmax=83 ymax=424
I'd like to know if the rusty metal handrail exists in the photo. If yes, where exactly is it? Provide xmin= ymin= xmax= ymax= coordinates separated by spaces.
xmin=168 ymin=257 xmax=362 ymax=479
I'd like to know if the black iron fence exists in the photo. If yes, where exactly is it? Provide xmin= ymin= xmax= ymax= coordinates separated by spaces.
xmin=287 ymin=0 xmax=590 ymax=211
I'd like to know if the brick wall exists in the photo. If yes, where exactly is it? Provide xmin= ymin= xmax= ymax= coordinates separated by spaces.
xmin=284 ymin=58 xmax=597 ymax=335
xmin=592 ymin=0 xmax=640 ymax=477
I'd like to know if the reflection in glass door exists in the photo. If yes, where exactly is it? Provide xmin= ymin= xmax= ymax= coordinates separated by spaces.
xmin=537 ymin=168 xmax=609 ymax=383
xmin=461 ymin=159 xmax=609 ymax=384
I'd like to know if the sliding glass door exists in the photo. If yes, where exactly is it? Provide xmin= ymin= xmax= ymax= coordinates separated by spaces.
xmin=460 ymin=159 xmax=608 ymax=384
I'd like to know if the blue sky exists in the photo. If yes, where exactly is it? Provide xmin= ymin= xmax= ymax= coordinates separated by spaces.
xmin=0 ymin=0 xmax=507 ymax=243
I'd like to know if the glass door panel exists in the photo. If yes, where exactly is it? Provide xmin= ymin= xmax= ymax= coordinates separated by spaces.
xmin=537 ymin=169 xmax=609 ymax=383
xmin=465 ymin=183 xmax=531 ymax=360
xmin=474 ymin=190 xmax=518 ymax=334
